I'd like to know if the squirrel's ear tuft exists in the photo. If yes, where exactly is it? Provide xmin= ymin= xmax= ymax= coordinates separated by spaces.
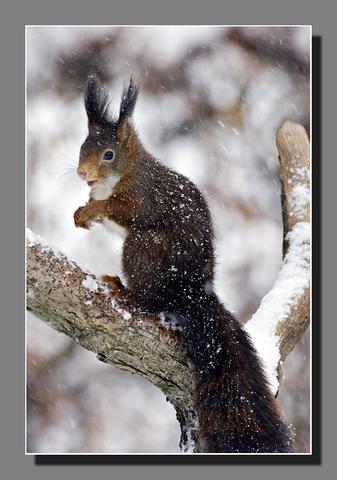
xmin=118 ymin=76 xmax=139 ymax=122
xmin=85 ymin=75 xmax=111 ymax=130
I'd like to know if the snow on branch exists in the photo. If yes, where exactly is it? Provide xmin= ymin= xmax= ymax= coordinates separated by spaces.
xmin=245 ymin=121 xmax=310 ymax=394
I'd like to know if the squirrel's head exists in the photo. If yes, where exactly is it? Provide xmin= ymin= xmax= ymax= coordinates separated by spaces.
xmin=77 ymin=75 xmax=139 ymax=187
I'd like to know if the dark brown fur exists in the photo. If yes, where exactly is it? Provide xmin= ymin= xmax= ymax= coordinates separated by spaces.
xmin=74 ymin=76 xmax=293 ymax=453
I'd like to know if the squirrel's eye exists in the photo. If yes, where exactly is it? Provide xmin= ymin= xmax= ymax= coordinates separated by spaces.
xmin=103 ymin=150 xmax=114 ymax=161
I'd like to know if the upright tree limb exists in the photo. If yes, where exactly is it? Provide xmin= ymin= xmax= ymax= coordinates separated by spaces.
xmin=245 ymin=121 xmax=310 ymax=391
xmin=276 ymin=121 xmax=310 ymax=360
xmin=27 ymin=121 xmax=310 ymax=450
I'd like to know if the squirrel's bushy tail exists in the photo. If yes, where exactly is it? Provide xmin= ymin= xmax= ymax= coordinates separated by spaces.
xmin=174 ymin=291 xmax=293 ymax=453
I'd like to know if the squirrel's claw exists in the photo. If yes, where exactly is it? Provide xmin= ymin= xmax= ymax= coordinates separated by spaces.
xmin=75 ymin=220 xmax=91 ymax=230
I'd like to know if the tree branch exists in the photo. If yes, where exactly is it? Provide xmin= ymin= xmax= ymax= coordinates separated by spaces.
xmin=245 ymin=120 xmax=310 ymax=393
xmin=26 ymin=229 xmax=198 ymax=451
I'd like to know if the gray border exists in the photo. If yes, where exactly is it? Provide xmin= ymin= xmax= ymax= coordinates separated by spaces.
xmin=0 ymin=1 xmax=335 ymax=480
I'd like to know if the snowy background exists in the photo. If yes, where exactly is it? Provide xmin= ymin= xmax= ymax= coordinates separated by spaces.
xmin=26 ymin=26 xmax=310 ymax=453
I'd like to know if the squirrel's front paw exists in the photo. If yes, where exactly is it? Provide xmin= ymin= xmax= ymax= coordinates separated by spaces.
xmin=74 ymin=206 xmax=91 ymax=230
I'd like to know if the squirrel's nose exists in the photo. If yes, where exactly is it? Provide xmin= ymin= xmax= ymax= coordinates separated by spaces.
xmin=78 ymin=170 xmax=87 ymax=179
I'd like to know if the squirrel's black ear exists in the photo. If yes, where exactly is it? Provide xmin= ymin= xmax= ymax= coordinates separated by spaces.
xmin=85 ymin=75 xmax=111 ymax=132
xmin=118 ymin=76 xmax=139 ymax=123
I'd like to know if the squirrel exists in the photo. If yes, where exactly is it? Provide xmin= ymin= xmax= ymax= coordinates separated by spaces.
xmin=74 ymin=75 xmax=293 ymax=453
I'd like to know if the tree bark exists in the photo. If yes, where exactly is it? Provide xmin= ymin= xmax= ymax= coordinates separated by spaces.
xmin=26 ymin=120 xmax=310 ymax=451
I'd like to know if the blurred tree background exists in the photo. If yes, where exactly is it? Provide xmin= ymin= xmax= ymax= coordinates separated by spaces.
xmin=26 ymin=26 xmax=310 ymax=453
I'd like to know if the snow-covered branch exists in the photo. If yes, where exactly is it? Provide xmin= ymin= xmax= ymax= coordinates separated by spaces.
xmin=245 ymin=121 xmax=310 ymax=393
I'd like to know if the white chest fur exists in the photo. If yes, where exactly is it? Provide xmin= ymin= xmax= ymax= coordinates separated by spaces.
xmin=90 ymin=177 xmax=118 ymax=200
xmin=90 ymin=177 xmax=127 ymax=240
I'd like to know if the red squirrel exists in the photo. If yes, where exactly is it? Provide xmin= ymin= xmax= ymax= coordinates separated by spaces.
xmin=74 ymin=75 xmax=293 ymax=453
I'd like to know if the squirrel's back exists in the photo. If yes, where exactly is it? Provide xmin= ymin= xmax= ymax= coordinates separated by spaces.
xmin=118 ymin=154 xmax=216 ymax=311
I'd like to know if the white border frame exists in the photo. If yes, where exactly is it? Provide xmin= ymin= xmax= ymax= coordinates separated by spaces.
xmin=25 ymin=24 xmax=313 ymax=456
